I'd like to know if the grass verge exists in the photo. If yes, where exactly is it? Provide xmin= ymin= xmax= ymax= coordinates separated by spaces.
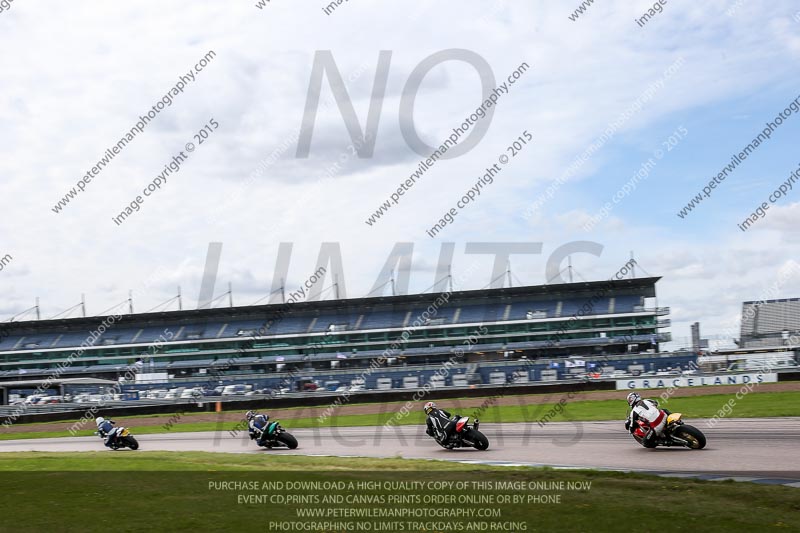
xmin=0 ymin=453 xmax=797 ymax=532
xmin=2 ymin=390 xmax=798 ymax=441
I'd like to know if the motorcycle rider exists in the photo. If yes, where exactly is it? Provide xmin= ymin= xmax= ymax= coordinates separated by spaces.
xmin=95 ymin=416 xmax=118 ymax=448
xmin=624 ymin=392 xmax=667 ymax=447
xmin=246 ymin=410 xmax=270 ymax=443
xmin=424 ymin=402 xmax=460 ymax=447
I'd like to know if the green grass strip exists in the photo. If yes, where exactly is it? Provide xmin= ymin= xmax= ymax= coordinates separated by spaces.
xmin=1 ymin=390 xmax=797 ymax=441
xmin=0 ymin=453 xmax=797 ymax=532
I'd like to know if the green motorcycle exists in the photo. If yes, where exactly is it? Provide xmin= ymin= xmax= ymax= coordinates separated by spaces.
xmin=255 ymin=420 xmax=298 ymax=449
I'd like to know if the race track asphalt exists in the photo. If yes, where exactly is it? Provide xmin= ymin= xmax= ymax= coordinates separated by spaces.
xmin=2 ymin=417 xmax=798 ymax=482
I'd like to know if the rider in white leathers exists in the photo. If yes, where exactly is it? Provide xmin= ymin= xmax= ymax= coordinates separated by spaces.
xmin=624 ymin=392 xmax=667 ymax=447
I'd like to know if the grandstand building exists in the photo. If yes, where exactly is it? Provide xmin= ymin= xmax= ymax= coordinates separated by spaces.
xmin=0 ymin=277 xmax=680 ymax=396
xmin=739 ymin=297 xmax=800 ymax=349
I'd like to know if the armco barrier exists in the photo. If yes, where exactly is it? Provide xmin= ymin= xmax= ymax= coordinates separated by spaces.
xmin=4 ymin=371 xmax=797 ymax=427
xmin=1 ymin=379 xmax=613 ymax=426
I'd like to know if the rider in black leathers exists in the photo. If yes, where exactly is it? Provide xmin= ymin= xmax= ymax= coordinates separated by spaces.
xmin=424 ymin=402 xmax=460 ymax=447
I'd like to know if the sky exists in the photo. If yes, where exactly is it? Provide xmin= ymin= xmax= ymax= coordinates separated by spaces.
xmin=1 ymin=0 xmax=799 ymax=349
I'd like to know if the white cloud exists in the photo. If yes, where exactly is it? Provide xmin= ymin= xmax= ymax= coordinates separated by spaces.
xmin=0 ymin=0 xmax=797 ymax=342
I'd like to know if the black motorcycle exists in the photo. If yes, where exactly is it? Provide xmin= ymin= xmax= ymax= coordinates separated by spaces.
xmin=428 ymin=416 xmax=489 ymax=451
xmin=254 ymin=419 xmax=298 ymax=449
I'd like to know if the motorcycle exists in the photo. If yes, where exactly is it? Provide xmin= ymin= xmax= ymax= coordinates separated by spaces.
xmin=254 ymin=420 xmax=298 ymax=449
xmin=630 ymin=411 xmax=706 ymax=449
xmin=429 ymin=416 xmax=489 ymax=451
xmin=97 ymin=427 xmax=140 ymax=450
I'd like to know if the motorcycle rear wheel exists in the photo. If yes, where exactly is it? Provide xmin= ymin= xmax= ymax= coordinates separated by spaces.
xmin=124 ymin=436 xmax=139 ymax=450
xmin=277 ymin=432 xmax=298 ymax=449
xmin=674 ymin=424 xmax=706 ymax=449
xmin=466 ymin=429 xmax=489 ymax=451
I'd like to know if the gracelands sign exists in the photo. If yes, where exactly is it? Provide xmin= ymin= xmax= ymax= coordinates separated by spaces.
xmin=616 ymin=373 xmax=778 ymax=390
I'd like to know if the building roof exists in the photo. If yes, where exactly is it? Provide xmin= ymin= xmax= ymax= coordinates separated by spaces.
xmin=742 ymin=297 xmax=800 ymax=305
xmin=0 ymin=377 xmax=118 ymax=388
xmin=0 ymin=276 xmax=661 ymax=334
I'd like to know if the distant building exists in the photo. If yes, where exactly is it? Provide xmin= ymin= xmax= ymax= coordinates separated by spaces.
xmin=0 ymin=277 xmax=675 ymax=395
xmin=691 ymin=322 xmax=701 ymax=351
xmin=739 ymin=298 xmax=800 ymax=348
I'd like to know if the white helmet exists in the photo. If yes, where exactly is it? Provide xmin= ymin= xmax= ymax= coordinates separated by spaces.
xmin=95 ymin=416 xmax=105 ymax=426
xmin=626 ymin=392 xmax=641 ymax=407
